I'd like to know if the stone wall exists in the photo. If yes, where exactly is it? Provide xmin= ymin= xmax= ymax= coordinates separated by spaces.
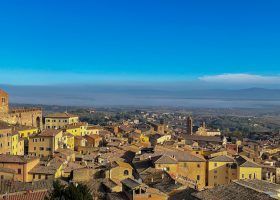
xmin=0 ymin=108 xmax=43 ymax=129
xmin=0 ymin=89 xmax=43 ymax=129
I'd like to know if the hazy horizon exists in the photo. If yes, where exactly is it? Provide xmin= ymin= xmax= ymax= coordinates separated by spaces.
xmin=2 ymin=84 xmax=280 ymax=108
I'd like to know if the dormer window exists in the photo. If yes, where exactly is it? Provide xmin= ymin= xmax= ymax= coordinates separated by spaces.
xmin=124 ymin=170 xmax=129 ymax=176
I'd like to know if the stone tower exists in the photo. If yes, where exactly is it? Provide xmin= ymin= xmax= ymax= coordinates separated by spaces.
xmin=201 ymin=121 xmax=206 ymax=128
xmin=187 ymin=116 xmax=193 ymax=135
xmin=0 ymin=89 xmax=9 ymax=114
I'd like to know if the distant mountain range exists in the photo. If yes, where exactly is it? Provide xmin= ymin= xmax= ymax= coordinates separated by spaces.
xmin=1 ymin=84 xmax=280 ymax=107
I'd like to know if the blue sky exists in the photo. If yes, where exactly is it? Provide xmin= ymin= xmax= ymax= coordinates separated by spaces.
xmin=0 ymin=0 xmax=280 ymax=86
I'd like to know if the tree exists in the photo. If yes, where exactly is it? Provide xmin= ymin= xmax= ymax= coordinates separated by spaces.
xmin=46 ymin=180 xmax=93 ymax=200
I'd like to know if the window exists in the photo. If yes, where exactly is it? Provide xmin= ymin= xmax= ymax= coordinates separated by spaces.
xmin=214 ymin=163 xmax=217 ymax=167
xmin=197 ymin=164 xmax=200 ymax=168
xmin=214 ymin=170 xmax=217 ymax=174
xmin=2 ymin=97 xmax=5 ymax=103
xmin=242 ymin=174 xmax=244 ymax=178
xmin=34 ymin=147 xmax=36 ymax=150
xmin=39 ymin=174 xmax=41 ymax=179
xmin=18 ymin=169 xmax=21 ymax=174
xmin=124 ymin=170 xmax=129 ymax=176
xmin=45 ymin=175 xmax=48 ymax=180
xmin=46 ymin=147 xmax=52 ymax=151
xmin=33 ymin=174 xmax=35 ymax=179
xmin=249 ymin=174 xmax=252 ymax=179
xmin=214 ymin=176 xmax=217 ymax=179
xmin=1 ymin=175 xmax=4 ymax=179
xmin=197 ymin=175 xmax=200 ymax=181
xmin=166 ymin=167 xmax=170 ymax=171
xmin=40 ymin=147 xmax=44 ymax=150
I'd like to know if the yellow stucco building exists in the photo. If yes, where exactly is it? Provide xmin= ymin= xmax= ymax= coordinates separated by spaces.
xmin=207 ymin=155 xmax=262 ymax=187
xmin=62 ymin=132 xmax=75 ymax=150
xmin=11 ymin=132 xmax=19 ymax=155
xmin=16 ymin=126 xmax=39 ymax=138
xmin=236 ymin=156 xmax=262 ymax=180
xmin=153 ymin=150 xmax=207 ymax=189
xmin=105 ymin=161 xmax=134 ymax=181
xmin=208 ymin=155 xmax=236 ymax=187
xmin=64 ymin=122 xmax=88 ymax=136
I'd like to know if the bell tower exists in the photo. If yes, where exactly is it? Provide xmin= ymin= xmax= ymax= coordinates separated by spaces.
xmin=187 ymin=116 xmax=193 ymax=135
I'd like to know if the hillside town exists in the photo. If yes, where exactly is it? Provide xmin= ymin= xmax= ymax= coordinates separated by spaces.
xmin=0 ymin=88 xmax=280 ymax=200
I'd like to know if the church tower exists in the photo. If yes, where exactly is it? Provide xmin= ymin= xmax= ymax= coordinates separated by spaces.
xmin=187 ymin=116 xmax=193 ymax=135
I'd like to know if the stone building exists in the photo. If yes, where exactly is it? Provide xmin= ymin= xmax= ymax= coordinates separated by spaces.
xmin=0 ymin=89 xmax=43 ymax=129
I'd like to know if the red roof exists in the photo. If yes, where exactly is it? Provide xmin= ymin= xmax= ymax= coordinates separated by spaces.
xmin=0 ymin=190 xmax=48 ymax=200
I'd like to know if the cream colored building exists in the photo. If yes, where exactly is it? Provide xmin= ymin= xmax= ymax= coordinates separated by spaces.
xmin=45 ymin=112 xmax=79 ymax=129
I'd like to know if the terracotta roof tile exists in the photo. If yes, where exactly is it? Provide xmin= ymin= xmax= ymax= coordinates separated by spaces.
xmin=209 ymin=155 xmax=235 ymax=162
xmin=0 ymin=190 xmax=48 ymax=200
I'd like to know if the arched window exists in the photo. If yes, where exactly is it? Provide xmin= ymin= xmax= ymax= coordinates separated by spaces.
xmin=36 ymin=117 xmax=41 ymax=128
xmin=124 ymin=170 xmax=129 ymax=176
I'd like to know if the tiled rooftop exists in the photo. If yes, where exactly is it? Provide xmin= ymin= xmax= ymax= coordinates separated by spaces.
xmin=0 ymin=155 xmax=38 ymax=164
xmin=46 ymin=112 xmax=78 ymax=118
xmin=193 ymin=181 xmax=276 ymax=200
